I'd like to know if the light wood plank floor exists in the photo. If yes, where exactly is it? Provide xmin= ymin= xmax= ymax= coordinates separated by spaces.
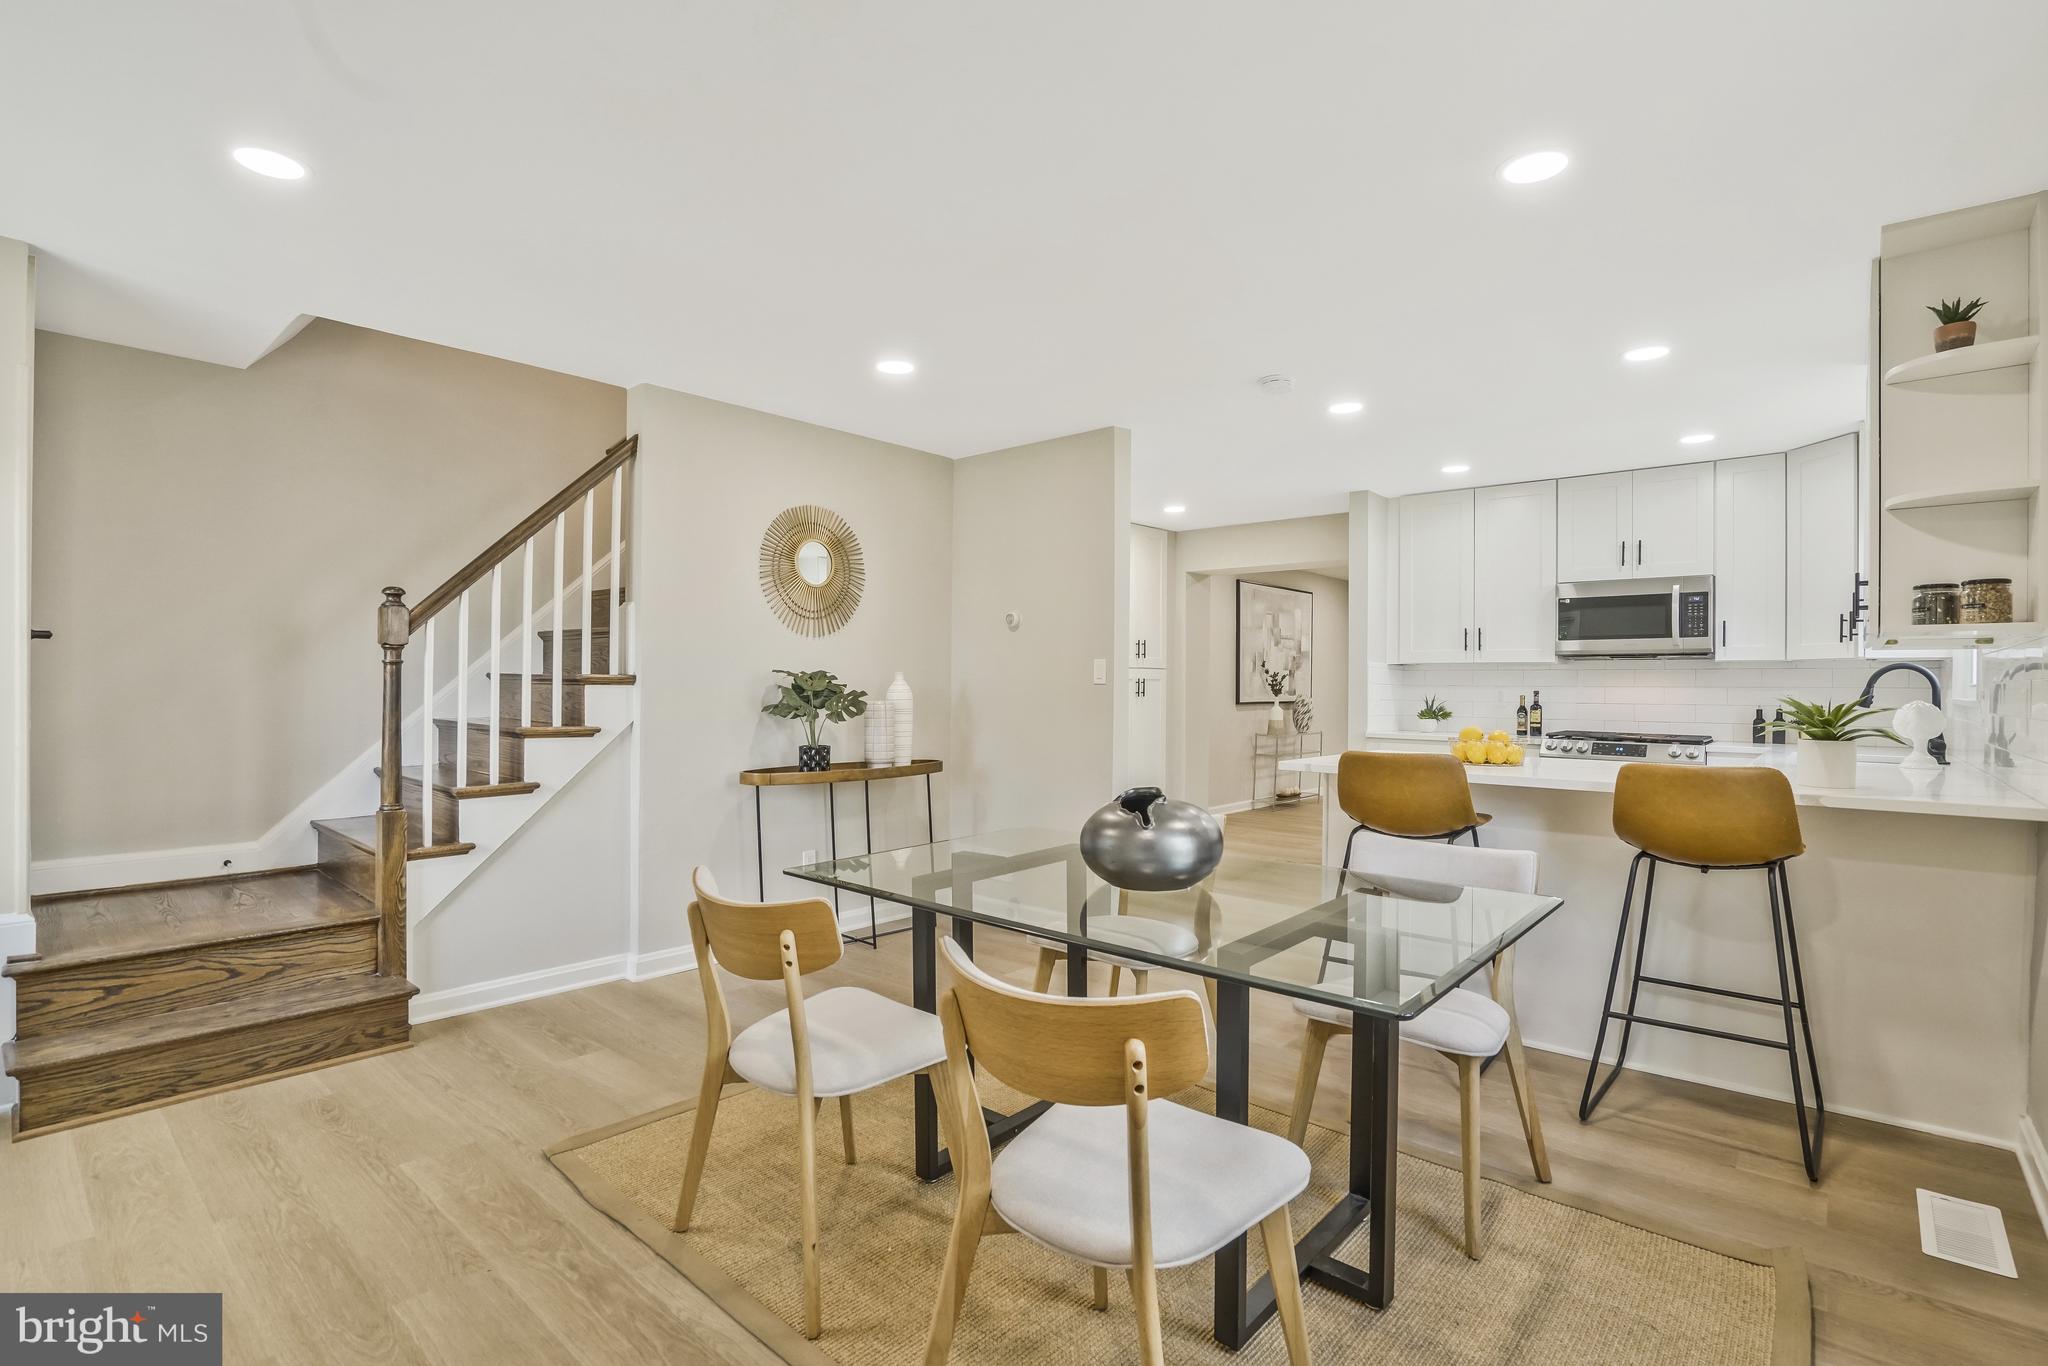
xmin=3 ymin=805 xmax=2042 ymax=1364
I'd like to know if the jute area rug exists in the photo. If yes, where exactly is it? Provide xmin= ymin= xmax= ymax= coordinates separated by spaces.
xmin=547 ymin=1077 xmax=1809 ymax=1365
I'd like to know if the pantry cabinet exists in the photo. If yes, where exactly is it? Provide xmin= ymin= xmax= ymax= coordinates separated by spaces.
xmin=1472 ymin=481 xmax=1559 ymax=662
xmin=1556 ymin=464 xmax=1714 ymax=581
xmin=1126 ymin=669 xmax=1169 ymax=787
xmin=1129 ymin=523 xmax=1168 ymax=667
xmin=1712 ymin=453 xmax=1786 ymax=660
xmin=1785 ymin=433 xmax=1860 ymax=659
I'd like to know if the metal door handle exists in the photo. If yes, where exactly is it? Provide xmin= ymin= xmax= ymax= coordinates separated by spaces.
xmin=1636 ymin=538 xmax=1643 ymax=566
xmin=1477 ymin=627 xmax=1483 ymax=651
xmin=1721 ymin=620 xmax=1727 ymax=647
xmin=29 ymin=628 xmax=51 ymax=640
xmin=1839 ymin=613 xmax=1847 ymax=643
xmin=1463 ymin=626 xmax=1469 ymax=651
xmin=1619 ymin=540 xmax=1626 ymax=567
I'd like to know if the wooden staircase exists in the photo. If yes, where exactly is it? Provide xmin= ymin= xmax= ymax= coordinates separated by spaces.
xmin=4 ymin=436 xmax=639 ymax=1138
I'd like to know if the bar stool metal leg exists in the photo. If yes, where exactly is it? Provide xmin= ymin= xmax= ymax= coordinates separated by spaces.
xmin=1767 ymin=861 xmax=1824 ymax=1180
xmin=1579 ymin=851 xmax=1649 ymax=1120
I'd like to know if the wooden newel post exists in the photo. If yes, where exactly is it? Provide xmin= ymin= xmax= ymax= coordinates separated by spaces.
xmin=376 ymin=586 xmax=410 ymax=979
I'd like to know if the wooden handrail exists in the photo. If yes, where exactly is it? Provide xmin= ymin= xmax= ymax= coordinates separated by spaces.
xmin=407 ymin=434 xmax=637 ymax=632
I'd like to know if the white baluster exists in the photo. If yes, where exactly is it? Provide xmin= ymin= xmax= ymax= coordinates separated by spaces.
xmin=552 ymin=510 xmax=566 ymax=724
xmin=581 ymin=489 xmax=595 ymax=678
xmin=610 ymin=466 xmax=624 ymax=677
xmin=455 ymin=588 xmax=470 ymax=818
xmin=419 ymin=616 xmax=436 ymax=812
xmin=487 ymin=563 xmax=502 ymax=786
xmin=521 ymin=539 xmax=534 ymax=731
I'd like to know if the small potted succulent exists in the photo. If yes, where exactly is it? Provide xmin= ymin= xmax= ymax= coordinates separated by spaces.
xmin=1769 ymin=697 xmax=1899 ymax=790
xmin=1416 ymin=695 xmax=1453 ymax=733
xmin=762 ymin=669 xmax=868 ymax=772
xmin=1927 ymin=296 xmax=1987 ymax=352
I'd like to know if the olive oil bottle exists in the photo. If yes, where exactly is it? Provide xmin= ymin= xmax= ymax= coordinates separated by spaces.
xmin=1516 ymin=694 xmax=1529 ymax=738
xmin=1528 ymin=691 xmax=1543 ymax=737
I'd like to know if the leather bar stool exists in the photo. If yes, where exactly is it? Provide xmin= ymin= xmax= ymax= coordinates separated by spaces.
xmin=1336 ymin=751 xmax=1492 ymax=870
xmin=1578 ymin=765 xmax=1825 ymax=1181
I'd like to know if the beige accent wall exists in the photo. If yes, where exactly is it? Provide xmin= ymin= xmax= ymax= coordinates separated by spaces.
xmin=950 ymin=429 xmax=1130 ymax=835
xmin=29 ymin=321 xmax=625 ymax=858
xmin=1184 ymin=569 xmax=1348 ymax=809
xmin=627 ymin=385 xmax=956 ymax=957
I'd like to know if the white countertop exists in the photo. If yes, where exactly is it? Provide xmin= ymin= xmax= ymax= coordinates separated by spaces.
xmin=1280 ymin=738 xmax=2048 ymax=822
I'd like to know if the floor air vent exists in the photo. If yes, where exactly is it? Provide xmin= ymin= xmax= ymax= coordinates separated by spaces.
xmin=1916 ymin=1188 xmax=2017 ymax=1277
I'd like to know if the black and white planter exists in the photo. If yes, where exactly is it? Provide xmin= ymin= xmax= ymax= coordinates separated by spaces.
xmin=798 ymin=743 xmax=832 ymax=773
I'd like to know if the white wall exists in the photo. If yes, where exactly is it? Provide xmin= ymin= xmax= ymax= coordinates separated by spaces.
xmin=1184 ymin=569 xmax=1347 ymax=809
xmin=629 ymin=385 xmax=956 ymax=962
xmin=950 ymin=429 xmax=1129 ymax=833
xmin=0 ymin=239 xmax=34 ymax=1116
xmin=1176 ymin=513 xmax=1347 ymax=577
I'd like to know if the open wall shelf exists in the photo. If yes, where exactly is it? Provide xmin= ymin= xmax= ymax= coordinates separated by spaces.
xmin=1883 ymin=334 xmax=2037 ymax=387
xmin=1883 ymin=481 xmax=2039 ymax=513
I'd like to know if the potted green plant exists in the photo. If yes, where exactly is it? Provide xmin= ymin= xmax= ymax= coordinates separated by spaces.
xmin=1927 ymin=296 xmax=1987 ymax=352
xmin=762 ymin=669 xmax=869 ymax=772
xmin=1261 ymin=666 xmax=1291 ymax=735
xmin=1769 ymin=697 xmax=1899 ymax=789
xmin=1416 ymin=695 xmax=1453 ymax=734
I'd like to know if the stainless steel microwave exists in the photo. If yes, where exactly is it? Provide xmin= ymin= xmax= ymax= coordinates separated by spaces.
xmin=1556 ymin=576 xmax=1715 ymax=657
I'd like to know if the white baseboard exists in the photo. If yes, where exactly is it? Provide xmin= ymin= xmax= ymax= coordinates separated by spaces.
xmin=2017 ymin=1113 xmax=2048 ymax=1239
xmin=1208 ymin=800 xmax=1256 ymax=816
xmin=410 ymin=954 xmax=631 ymax=1024
xmin=1524 ymin=1033 xmax=2015 ymax=1153
xmin=626 ymin=944 xmax=698 ymax=981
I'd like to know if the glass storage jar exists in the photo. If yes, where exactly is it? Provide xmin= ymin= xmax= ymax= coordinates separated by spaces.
xmin=1960 ymin=578 xmax=2014 ymax=624
xmin=1911 ymin=583 xmax=1960 ymax=625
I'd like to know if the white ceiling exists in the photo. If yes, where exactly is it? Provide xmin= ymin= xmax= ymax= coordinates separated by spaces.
xmin=5 ymin=2 xmax=2047 ymax=528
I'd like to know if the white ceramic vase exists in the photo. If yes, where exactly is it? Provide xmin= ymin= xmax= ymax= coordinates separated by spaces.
xmin=864 ymin=703 xmax=894 ymax=765
xmin=1795 ymin=736 xmax=1859 ymax=789
xmin=888 ymin=673 xmax=915 ymax=767
xmin=1417 ymin=718 xmax=1440 ymax=734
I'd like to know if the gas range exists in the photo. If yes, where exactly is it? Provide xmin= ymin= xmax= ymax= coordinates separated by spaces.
xmin=1537 ymin=729 xmax=1713 ymax=764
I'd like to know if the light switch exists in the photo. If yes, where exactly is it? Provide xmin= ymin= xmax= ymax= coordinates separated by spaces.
xmin=1093 ymin=658 xmax=1107 ymax=685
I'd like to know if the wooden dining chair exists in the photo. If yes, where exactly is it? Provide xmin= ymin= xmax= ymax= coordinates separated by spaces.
xmin=672 ymin=866 xmax=950 ymax=1340
xmin=926 ymin=937 xmax=1312 ymax=1366
xmin=1028 ymin=882 xmax=1220 ymax=1015
xmin=1286 ymin=832 xmax=1550 ymax=1260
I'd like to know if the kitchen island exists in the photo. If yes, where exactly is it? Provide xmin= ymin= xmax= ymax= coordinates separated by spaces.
xmin=1281 ymin=736 xmax=2047 ymax=1150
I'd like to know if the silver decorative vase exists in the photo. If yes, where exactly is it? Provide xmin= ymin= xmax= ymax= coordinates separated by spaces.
xmin=1079 ymin=788 xmax=1224 ymax=891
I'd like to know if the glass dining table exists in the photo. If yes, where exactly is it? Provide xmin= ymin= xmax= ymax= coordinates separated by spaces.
xmin=787 ymin=828 xmax=1563 ymax=1351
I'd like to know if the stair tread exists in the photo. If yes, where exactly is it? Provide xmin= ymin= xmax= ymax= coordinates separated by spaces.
xmin=12 ymin=871 xmax=378 ymax=978
xmin=312 ymin=816 xmax=475 ymax=861
xmin=4 ymin=974 xmax=417 ymax=1075
xmin=435 ymin=719 xmax=600 ymax=739
xmin=382 ymin=765 xmax=541 ymax=799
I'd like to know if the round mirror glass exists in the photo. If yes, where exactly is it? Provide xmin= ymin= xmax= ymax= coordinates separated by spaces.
xmin=794 ymin=539 xmax=833 ymax=587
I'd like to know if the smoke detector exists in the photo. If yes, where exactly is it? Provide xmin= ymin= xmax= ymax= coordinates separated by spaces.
xmin=1256 ymin=374 xmax=1294 ymax=396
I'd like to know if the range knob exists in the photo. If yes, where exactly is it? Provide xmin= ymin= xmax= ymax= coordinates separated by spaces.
xmin=1685 ymin=748 xmax=1701 ymax=761
xmin=1667 ymin=745 xmax=1683 ymax=758
xmin=1575 ymin=741 xmax=1592 ymax=754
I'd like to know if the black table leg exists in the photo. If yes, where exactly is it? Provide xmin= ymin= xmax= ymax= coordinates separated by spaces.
xmin=863 ymin=780 xmax=877 ymax=943
xmin=912 ymin=905 xmax=941 ymax=1182
xmin=826 ymin=783 xmax=841 ymax=916
xmin=754 ymin=788 xmax=766 ymax=900
xmin=1210 ymin=980 xmax=1281 ymax=1348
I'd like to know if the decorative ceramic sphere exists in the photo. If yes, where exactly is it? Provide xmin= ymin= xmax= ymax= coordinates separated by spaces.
xmin=1893 ymin=699 xmax=1944 ymax=744
xmin=1079 ymin=788 xmax=1224 ymax=891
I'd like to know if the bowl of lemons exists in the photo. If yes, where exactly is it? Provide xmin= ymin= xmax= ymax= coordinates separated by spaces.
xmin=1450 ymin=725 xmax=1526 ymax=767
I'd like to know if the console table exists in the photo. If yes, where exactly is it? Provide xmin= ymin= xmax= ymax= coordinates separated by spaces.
xmin=738 ymin=759 xmax=943 ymax=946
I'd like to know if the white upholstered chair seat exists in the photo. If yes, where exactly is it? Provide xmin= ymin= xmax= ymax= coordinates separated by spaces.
xmin=1295 ymin=975 xmax=1510 ymax=1059
xmin=990 ymin=1099 xmax=1311 ymax=1268
xmin=1027 ymin=914 xmax=1201 ymax=972
xmin=728 ymin=986 xmax=947 ymax=1098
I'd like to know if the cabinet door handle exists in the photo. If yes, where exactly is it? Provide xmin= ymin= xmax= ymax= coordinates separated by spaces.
xmin=1721 ymin=620 xmax=1727 ymax=647
xmin=1636 ymin=538 xmax=1643 ymax=566
xmin=1839 ymin=613 xmax=1847 ymax=644
xmin=1463 ymin=626 xmax=1470 ymax=651
xmin=1619 ymin=540 xmax=1626 ymax=568
xmin=1477 ymin=627 xmax=1484 ymax=651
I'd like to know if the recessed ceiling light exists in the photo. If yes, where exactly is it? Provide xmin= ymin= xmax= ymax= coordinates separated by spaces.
xmin=1499 ymin=150 xmax=1569 ymax=184
xmin=875 ymin=358 xmax=916 ymax=376
xmin=1623 ymin=344 xmax=1671 ymax=363
xmin=1442 ymin=464 xmax=1471 ymax=475
xmin=1678 ymin=432 xmax=1715 ymax=445
xmin=1327 ymin=400 xmax=1365 ymax=416
xmin=231 ymin=146 xmax=305 ymax=180
xmin=1162 ymin=504 xmax=1187 ymax=516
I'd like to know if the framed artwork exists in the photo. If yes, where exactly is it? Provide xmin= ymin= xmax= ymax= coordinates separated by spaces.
xmin=1236 ymin=579 xmax=1313 ymax=704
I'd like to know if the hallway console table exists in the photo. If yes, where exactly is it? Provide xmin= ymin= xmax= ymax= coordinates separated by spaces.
xmin=739 ymin=758 xmax=943 ymax=945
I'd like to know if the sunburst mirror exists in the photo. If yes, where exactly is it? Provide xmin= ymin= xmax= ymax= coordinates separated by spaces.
xmin=759 ymin=504 xmax=865 ymax=636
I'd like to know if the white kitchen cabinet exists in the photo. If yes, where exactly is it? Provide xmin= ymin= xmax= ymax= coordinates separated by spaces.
xmin=1712 ymin=453 xmax=1786 ymax=660
xmin=1129 ymin=523 xmax=1168 ymax=667
xmin=1631 ymin=462 xmax=1716 ymax=577
xmin=1785 ymin=433 xmax=1860 ymax=659
xmin=1126 ymin=670 xmax=1169 ymax=788
xmin=1556 ymin=472 xmax=1633 ymax=581
xmin=1395 ymin=489 xmax=1475 ymax=663
xmin=1472 ymin=481 xmax=1558 ymax=662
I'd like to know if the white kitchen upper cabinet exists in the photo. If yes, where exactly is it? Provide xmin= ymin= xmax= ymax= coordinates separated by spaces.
xmin=1556 ymin=472 xmax=1633 ymax=582
xmin=1712 ymin=453 xmax=1786 ymax=660
xmin=1126 ymin=670 xmax=1169 ymax=789
xmin=1785 ymin=433 xmax=1860 ymax=659
xmin=1396 ymin=489 xmax=1475 ymax=663
xmin=1129 ymin=523 xmax=1168 ymax=667
xmin=1472 ymin=481 xmax=1558 ymax=662
xmin=1631 ymin=462 xmax=1716 ymax=578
